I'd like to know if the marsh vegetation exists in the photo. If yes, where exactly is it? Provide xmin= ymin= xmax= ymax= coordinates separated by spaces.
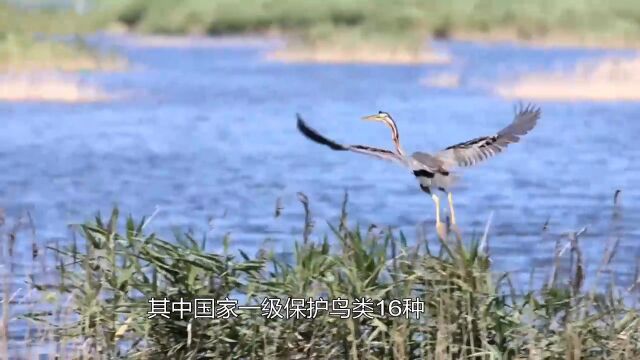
xmin=7 ymin=1 xmax=640 ymax=65
xmin=1 ymin=193 xmax=637 ymax=359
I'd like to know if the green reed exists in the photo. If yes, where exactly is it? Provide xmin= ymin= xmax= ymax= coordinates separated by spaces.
xmin=0 ymin=191 xmax=637 ymax=359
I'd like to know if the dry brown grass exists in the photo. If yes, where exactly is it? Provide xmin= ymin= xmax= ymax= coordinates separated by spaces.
xmin=451 ymin=28 xmax=640 ymax=50
xmin=0 ymin=56 xmax=126 ymax=74
xmin=0 ymin=74 xmax=111 ymax=103
xmin=496 ymin=56 xmax=640 ymax=101
xmin=267 ymin=41 xmax=450 ymax=65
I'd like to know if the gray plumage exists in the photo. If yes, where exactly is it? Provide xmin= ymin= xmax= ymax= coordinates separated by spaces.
xmin=296 ymin=103 xmax=540 ymax=196
xmin=432 ymin=103 xmax=541 ymax=169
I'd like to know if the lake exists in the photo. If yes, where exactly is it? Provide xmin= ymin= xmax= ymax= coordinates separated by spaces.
xmin=1 ymin=34 xmax=639 ymax=314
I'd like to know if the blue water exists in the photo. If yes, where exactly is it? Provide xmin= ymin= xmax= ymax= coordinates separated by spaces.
xmin=1 ymin=35 xmax=640 ymax=316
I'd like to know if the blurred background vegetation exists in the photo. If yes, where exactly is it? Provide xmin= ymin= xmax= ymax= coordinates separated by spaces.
xmin=4 ymin=0 xmax=640 ymax=41
xmin=4 ymin=0 xmax=640 ymax=70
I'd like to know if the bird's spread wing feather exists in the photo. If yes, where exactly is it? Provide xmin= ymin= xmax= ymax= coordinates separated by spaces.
xmin=411 ymin=152 xmax=448 ymax=174
xmin=296 ymin=114 xmax=404 ymax=164
xmin=435 ymin=103 xmax=541 ymax=168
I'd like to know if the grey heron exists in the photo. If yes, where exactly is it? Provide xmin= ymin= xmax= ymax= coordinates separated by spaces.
xmin=296 ymin=104 xmax=541 ymax=239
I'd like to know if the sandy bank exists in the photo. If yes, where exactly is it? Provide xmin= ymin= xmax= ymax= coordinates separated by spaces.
xmin=122 ymin=32 xmax=451 ymax=64
xmin=0 ymin=56 xmax=126 ymax=73
xmin=0 ymin=74 xmax=111 ymax=103
xmin=265 ymin=31 xmax=451 ymax=66
xmin=111 ymin=33 xmax=283 ymax=49
xmin=495 ymin=56 xmax=640 ymax=102
xmin=267 ymin=44 xmax=450 ymax=65
xmin=450 ymin=28 xmax=640 ymax=51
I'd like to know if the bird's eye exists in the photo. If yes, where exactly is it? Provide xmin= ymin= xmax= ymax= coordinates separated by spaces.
xmin=378 ymin=111 xmax=383 ymax=114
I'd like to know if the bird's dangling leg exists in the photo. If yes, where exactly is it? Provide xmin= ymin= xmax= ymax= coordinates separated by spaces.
xmin=431 ymin=193 xmax=441 ymax=223
xmin=447 ymin=192 xmax=456 ymax=225
xmin=431 ymin=193 xmax=447 ymax=240
xmin=447 ymin=191 xmax=462 ymax=240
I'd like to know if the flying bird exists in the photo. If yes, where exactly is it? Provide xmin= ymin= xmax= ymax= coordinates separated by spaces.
xmin=296 ymin=104 xmax=541 ymax=239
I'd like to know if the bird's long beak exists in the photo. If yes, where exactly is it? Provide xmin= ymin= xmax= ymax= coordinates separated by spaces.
xmin=362 ymin=114 xmax=379 ymax=121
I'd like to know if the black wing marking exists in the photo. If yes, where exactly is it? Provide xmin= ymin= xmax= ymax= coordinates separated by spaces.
xmin=296 ymin=114 xmax=404 ymax=164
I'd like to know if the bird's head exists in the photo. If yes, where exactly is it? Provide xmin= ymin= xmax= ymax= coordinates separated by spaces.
xmin=362 ymin=110 xmax=404 ymax=155
xmin=362 ymin=110 xmax=392 ymax=123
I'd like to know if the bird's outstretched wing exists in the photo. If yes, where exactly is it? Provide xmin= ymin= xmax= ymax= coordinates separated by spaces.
xmin=435 ymin=103 xmax=541 ymax=168
xmin=296 ymin=114 xmax=405 ymax=164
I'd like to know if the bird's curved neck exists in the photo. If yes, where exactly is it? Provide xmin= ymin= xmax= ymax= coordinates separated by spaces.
xmin=383 ymin=117 xmax=406 ymax=157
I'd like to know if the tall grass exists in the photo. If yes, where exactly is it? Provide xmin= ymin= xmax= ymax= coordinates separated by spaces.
xmin=97 ymin=0 xmax=640 ymax=46
xmin=5 ymin=1 xmax=640 ymax=67
xmin=0 ymin=191 xmax=637 ymax=358
xmin=103 ymin=0 xmax=640 ymax=42
xmin=0 ymin=3 xmax=102 ymax=35
xmin=0 ymin=32 xmax=125 ymax=72
xmin=5 ymin=1 xmax=640 ymax=45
